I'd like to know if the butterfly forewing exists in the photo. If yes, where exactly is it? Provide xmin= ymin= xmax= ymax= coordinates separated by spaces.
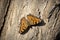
xmin=19 ymin=17 xmax=29 ymax=33
xmin=27 ymin=14 xmax=41 ymax=25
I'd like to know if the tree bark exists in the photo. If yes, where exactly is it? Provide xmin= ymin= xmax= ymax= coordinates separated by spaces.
xmin=0 ymin=0 xmax=60 ymax=40
xmin=0 ymin=0 xmax=10 ymax=37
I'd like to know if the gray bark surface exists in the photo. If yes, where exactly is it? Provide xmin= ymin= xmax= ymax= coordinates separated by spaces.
xmin=0 ymin=0 xmax=60 ymax=40
xmin=0 ymin=0 xmax=9 ymax=31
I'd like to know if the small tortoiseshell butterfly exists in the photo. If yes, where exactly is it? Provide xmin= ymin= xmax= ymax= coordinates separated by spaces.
xmin=19 ymin=14 xmax=41 ymax=34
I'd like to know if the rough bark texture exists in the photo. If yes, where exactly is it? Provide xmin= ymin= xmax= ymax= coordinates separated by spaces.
xmin=0 ymin=0 xmax=10 ymax=36
xmin=0 ymin=0 xmax=60 ymax=40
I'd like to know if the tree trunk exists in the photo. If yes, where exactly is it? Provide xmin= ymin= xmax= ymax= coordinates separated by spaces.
xmin=0 ymin=0 xmax=60 ymax=40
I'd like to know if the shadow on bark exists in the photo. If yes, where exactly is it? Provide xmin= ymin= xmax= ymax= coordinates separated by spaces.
xmin=55 ymin=32 xmax=60 ymax=40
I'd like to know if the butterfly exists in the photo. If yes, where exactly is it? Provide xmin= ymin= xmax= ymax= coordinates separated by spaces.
xmin=19 ymin=14 xmax=41 ymax=34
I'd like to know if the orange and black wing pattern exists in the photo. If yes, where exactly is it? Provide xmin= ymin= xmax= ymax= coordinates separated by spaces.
xmin=27 ymin=14 xmax=41 ymax=25
xmin=19 ymin=17 xmax=29 ymax=33
xmin=19 ymin=14 xmax=41 ymax=34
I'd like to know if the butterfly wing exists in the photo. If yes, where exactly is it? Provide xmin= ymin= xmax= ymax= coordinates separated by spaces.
xmin=19 ymin=17 xmax=29 ymax=33
xmin=27 ymin=14 xmax=41 ymax=25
